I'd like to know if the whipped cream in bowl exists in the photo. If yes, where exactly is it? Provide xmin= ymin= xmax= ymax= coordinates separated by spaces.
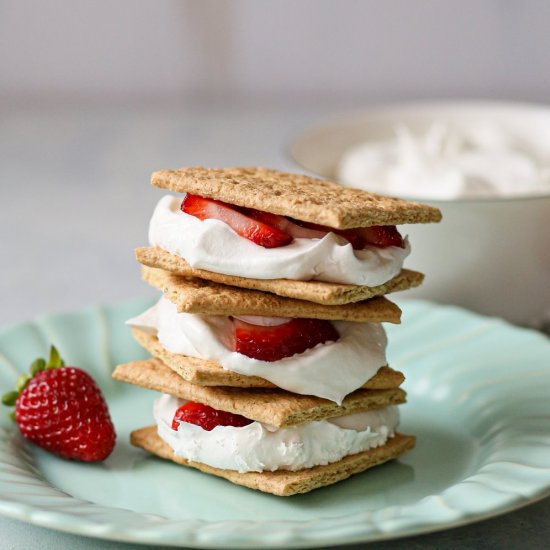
xmin=338 ymin=122 xmax=550 ymax=200
xmin=154 ymin=393 xmax=399 ymax=473
xmin=149 ymin=195 xmax=410 ymax=287
xmin=127 ymin=297 xmax=388 ymax=404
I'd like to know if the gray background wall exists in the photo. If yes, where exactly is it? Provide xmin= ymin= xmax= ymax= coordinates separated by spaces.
xmin=1 ymin=0 xmax=550 ymax=106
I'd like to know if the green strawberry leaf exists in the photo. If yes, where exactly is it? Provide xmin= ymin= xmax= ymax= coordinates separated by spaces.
xmin=15 ymin=374 xmax=31 ymax=392
xmin=30 ymin=358 xmax=46 ymax=376
xmin=1 ymin=391 xmax=18 ymax=407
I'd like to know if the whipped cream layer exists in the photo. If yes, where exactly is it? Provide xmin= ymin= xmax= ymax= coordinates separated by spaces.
xmin=149 ymin=195 xmax=410 ymax=286
xmin=155 ymin=394 xmax=399 ymax=472
xmin=127 ymin=298 xmax=388 ymax=404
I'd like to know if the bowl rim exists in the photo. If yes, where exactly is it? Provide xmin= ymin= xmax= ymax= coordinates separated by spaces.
xmin=289 ymin=99 xmax=550 ymax=204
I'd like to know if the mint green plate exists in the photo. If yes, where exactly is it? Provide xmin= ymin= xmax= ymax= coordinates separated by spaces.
xmin=1 ymin=299 xmax=550 ymax=548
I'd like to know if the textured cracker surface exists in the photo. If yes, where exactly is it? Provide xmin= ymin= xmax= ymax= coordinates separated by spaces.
xmin=136 ymin=247 xmax=424 ymax=305
xmin=113 ymin=359 xmax=406 ymax=427
xmin=132 ymin=327 xmax=405 ymax=389
xmin=151 ymin=167 xmax=442 ymax=228
xmin=142 ymin=265 xmax=401 ymax=323
xmin=131 ymin=426 xmax=416 ymax=496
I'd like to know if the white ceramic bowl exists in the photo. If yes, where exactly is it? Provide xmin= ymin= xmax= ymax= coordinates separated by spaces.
xmin=290 ymin=101 xmax=550 ymax=324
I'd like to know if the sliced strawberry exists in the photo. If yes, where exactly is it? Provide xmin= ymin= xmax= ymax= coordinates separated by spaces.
xmin=181 ymin=194 xmax=292 ymax=248
xmin=247 ymin=210 xmax=327 ymax=239
xmin=355 ymin=225 xmax=405 ymax=248
xmin=291 ymin=219 xmax=404 ymax=249
xmin=232 ymin=317 xmax=339 ymax=362
xmin=333 ymin=228 xmax=369 ymax=250
xmin=172 ymin=401 xmax=253 ymax=431
xmin=181 ymin=193 xmax=403 ymax=249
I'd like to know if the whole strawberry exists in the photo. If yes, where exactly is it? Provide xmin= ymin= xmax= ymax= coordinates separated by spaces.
xmin=2 ymin=346 xmax=116 ymax=461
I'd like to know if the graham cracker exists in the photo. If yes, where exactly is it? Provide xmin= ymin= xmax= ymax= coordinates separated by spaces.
xmin=142 ymin=265 xmax=401 ymax=323
xmin=131 ymin=426 xmax=416 ymax=496
xmin=132 ymin=327 xmax=405 ymax=390
xmin=151 ymin=167 xmax=442 ymax=228
xmin=112 ymin=359 xmax=406 ymax=427
xmin=136 ymin=247 xmax=424 ymax=305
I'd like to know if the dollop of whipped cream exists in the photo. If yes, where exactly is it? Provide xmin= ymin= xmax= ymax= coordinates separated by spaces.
xmin=155 ymin=394 xmax=399 ymax=472
xmin=127 ymin=297 xmax=388 ymax=404
xmin=149 ymin=195 xmax=410 ymax=286
xmin=338 ymin=122 xmax=550 ymax=199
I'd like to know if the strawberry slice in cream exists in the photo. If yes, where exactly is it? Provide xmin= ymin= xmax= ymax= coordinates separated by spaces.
xmin=149 ymin=195 xmax=410 ymax=286
xmin=127 ymin=297 xmax=388 ymax=404
xmin=155 ymin=393 xmax=399 ymax=473
xmin=181 ymin=194 xmax=293 ymax=248
xmin=231 ymin=316 xmax=339 ymax=362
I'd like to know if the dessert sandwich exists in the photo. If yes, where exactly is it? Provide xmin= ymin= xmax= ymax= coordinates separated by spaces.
xmin=136 ymin=167 xmax=437 ymax=304
xmin=114 ymin=166 xmax=441 ymax=496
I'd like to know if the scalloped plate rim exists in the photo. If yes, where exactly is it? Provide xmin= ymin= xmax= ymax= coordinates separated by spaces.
xmin=1 ymin=488 xmax=550 ymax=548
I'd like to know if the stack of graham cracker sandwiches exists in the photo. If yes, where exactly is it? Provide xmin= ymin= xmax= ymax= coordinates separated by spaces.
xmin=113 ymin=167 xmax=441 ymax=496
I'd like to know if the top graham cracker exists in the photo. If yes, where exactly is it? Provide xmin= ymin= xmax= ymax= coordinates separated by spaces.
xmin=151 ymin=167 xmax=442 ymax=229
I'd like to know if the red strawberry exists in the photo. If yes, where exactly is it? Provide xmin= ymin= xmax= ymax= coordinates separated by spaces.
xmin=232 ymin=317 xmax=340 ymax=362
xmin=181 ymin=194 xmax=292 ymax=248
xmin=247 ymin=210 xmax=327 ymax=239
xmin=291 ymin=219 xmax=404 ymax=249
xmin=288 ymin=217 xmax=404 ymax=249
xmin=355 ymin=225 xmax=405 ymax=248
xmin=2 ymin=346 xmax=116 ymax=462
xmin=181 ymin=194 xmax=403 ymax=249
xmin=332 ymin=228 xmax=369 ymax=250
xmin=172 ymin=401 xmax=253 ymax=431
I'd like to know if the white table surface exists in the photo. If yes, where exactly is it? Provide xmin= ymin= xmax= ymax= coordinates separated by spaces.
xmin=1 ymin=103 xmax=549 ymax=549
